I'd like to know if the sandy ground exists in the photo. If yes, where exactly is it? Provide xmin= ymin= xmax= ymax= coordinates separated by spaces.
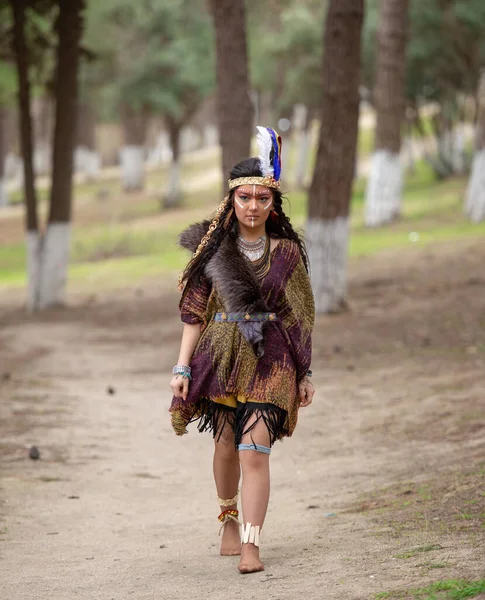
xmin=0 ymin=239 xmax=484 ymax=600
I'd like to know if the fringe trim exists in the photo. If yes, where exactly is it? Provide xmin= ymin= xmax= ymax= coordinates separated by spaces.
xmin=188 ymin=397 xmax=289 ymax=447
xmin=194 ymin=398 xmax=236 ymax=443
xmin=234 ymin=401 xmax=288 ymax=447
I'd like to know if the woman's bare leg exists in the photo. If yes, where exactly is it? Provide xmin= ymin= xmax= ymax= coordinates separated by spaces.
xmin=213 ymin=425 xmax=241 ymax=555
xmin=238 ymin=416 xmax=271 ymax=573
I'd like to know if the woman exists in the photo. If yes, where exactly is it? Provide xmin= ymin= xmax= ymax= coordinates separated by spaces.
xmin=170 ymin=126 xmax=315 ymax=574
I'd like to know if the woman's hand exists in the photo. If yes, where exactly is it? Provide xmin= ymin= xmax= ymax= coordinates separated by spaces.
xmin=170 ymin=375 xmax=190 ymax=400
xmin=298 ymin=376 xmax=314 ymax=407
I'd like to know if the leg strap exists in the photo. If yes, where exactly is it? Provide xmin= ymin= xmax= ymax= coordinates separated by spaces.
xmin=241 ymin=522 xmax=261 ymax=547
xmin=218 ymin=490 xmax=239 ymax=507
xmin=238 ymin=443 xmax=271 ymax=455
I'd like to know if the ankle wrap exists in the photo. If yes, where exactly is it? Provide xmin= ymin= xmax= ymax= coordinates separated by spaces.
xmin=218 ymin=509 xmax=241 ymax=536
xmin=241 ymin=522 xmax=261 ymax=547
xmin=218 ymin=491 xmax=239 ymax=507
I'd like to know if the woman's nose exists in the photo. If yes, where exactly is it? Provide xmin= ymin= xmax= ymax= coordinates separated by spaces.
xmin=249 ymin=198 xmax=258 ymax=210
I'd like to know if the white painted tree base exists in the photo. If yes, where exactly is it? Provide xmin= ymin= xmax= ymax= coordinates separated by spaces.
xmin=34 ymin=144 xmax=52 ymax=176
xmin=295 ymin=128 xmax=312 ymax=188
xmin=75 ymin=146 xmax=101 ymax=180
xmin=26 ymin=231 xmax=41 ymax=312
xmin=306 ymin=217 xmax=349 ymax=313
xmin=365 ymin=150 xmax=402 ymax=226
xmin=465 ymin=150 xmax=485 ymax=222
xmin=0 ymin=177 xmax=7 ymax=208
xmin=26 ymin=223 xmax=71 ymax=312
xmin=120 ymin=145 xmax=145 ymax=191
xmin=164 ymin=160 xmax=181 ymax=207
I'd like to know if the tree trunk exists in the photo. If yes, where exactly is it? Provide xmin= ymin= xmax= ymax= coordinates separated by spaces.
xmin=38 ymin=0 xmax=84 ymax=310
xmin=75 ymin=102 xmax=100 ymax=181
xmin=209 ymin=0 xmax=253 ymax=185
xmin=11 ymin=0 xmax=41 ymax=310
xmin=307 ymin=0 xmax=364 ymax=314
xmin=164 ymin=119 xmax=182 ymax=209
xmin=0 ymin=105 xmax=7 ymax=208
xmin=465 ymin=71 xmax=485 ymax=222
xmin=11 ymin=0 xmax=38 ymax=232
xmin=364 ymin=0 xmax=409 ymax=227
xmin=120 ymin=105 xmax=148 ymax=191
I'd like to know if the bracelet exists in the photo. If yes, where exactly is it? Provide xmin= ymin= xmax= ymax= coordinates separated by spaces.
xmin=173 ymin=365 xmax=192 ymax=379
xmin=306 ymin=369 xmax=312 ymax=378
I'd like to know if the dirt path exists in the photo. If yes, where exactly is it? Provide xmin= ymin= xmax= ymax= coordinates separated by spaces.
xmin=0 ymin=240 xmax=484 ymax=600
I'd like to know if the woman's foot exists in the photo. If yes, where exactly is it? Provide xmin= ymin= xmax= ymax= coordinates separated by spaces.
xmin=238 ymin=543 xmax=264 ymax=573
xmin=220 ymin=519 xmax=241 ymax=556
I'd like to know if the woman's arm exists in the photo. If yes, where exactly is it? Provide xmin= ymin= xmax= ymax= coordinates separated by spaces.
xmin=170 ymin=323 xmax=203 ymax=401
xmin=177 ymin=322 xmax=203 ymax=365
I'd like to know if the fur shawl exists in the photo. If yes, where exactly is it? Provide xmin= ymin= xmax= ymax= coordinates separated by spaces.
xmin=179 ymin=221 xmax=271 ymax=357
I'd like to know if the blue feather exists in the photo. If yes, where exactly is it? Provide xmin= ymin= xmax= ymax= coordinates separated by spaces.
xmin=267 ymin=128 xmax=281 ymax=181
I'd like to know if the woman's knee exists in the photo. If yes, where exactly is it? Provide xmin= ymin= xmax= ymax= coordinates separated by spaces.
xmin=214 ymin=438 xmax=238 ymax=461
xmin=239 ymin=446 xmax=270 ymax=471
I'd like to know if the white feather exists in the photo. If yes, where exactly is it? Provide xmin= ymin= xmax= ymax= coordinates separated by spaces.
xmin=256 ymin=126 xmax=274 ymax=177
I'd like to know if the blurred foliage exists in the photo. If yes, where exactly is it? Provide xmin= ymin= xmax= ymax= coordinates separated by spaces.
xmin=362 ymin=0 xmax=485 ymax=178
xmin=0 ymin=0 xmax=58 ymax=102
xmin=83 ymin=0 xmax=214 ymax=125
xmin=0 ymin=62 xmax=16 ymax=105
xmin=1 ymin=0 xmax=485 ymax=151
xmin=363 ymin=0 xmax=485 ymax=106
xmin=247 ymin=0 xmax=325 ymax=120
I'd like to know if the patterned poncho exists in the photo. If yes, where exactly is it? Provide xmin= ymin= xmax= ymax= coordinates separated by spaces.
xmin=170 ymin=233 xmax=315 ymax=444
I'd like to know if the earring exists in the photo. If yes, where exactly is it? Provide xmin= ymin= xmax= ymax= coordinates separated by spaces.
xmin=270 ymin=209 xmax=278 ymax=222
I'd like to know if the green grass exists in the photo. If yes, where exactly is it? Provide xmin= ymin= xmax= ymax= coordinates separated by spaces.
xmin=393 ymin=544 xmax=443 ymax=559
xmin=376 ymin=579 xmax=485 ymax=600
xmin=358 ymin=125 xmax=375 ymax=156
xmin=1 ymin=162 xmax=484 ymax=291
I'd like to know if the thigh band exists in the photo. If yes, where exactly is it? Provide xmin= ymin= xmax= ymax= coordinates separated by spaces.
xmin=238 ymin=443 xmax=271 ymax=455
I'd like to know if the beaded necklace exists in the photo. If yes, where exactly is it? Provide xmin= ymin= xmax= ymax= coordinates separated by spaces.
xmin=237 ymin=235 xmax=266 ymax=260
xmin=237 ymin=235 xmax=271 ymax=280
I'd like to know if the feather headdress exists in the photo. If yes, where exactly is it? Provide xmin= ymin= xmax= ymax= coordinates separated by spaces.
xmin=228 ymin=125 xmax=283 ymax=190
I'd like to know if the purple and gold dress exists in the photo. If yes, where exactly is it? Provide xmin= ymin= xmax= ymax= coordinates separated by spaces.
xmin=170 ymin=237 xmax=315 ymax=446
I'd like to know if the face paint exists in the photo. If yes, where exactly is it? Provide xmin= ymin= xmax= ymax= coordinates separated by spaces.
xmin=234 ymin=185 xmax=273 ymax=229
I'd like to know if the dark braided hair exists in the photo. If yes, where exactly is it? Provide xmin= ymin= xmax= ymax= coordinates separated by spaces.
xmin=180 ymin=157 xmax=309 ymax=286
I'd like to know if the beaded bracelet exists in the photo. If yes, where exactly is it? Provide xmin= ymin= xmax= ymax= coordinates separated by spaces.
xmin=306 ymin=369 xmax=313 ymax=378
xmin=173 ymin=365 xmax=192 ymax=379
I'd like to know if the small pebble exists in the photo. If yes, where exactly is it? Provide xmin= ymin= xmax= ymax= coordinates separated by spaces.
xmin=29 ymin=446 xmax=40 ymax=460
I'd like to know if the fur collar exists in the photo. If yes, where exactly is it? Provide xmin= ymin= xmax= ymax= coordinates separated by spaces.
xmin=180 ymin=221 xmax=271 ymax=357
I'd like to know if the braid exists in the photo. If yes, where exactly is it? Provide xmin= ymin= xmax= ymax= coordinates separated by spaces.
xmin=179 ymin=192 xmax=237 ymax=287
xmin=266 ymin=193 xmax=310 ymax=273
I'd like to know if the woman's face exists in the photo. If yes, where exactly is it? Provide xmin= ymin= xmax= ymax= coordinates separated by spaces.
xmin=233 ymin=185 xmax=273 ymax=229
